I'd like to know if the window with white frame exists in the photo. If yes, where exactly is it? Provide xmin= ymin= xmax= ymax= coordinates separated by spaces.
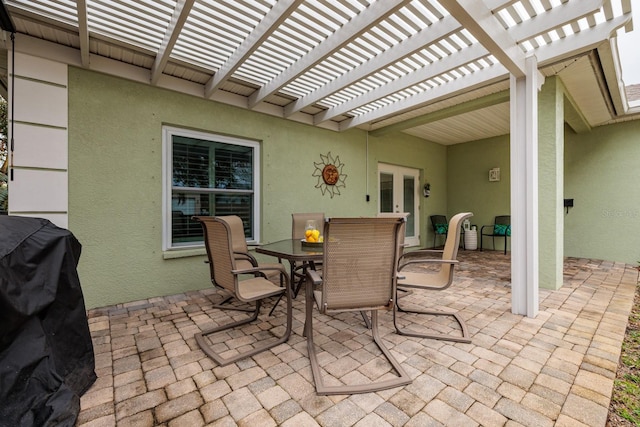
xmin=163 ymin=126 xmax=260 ymax=250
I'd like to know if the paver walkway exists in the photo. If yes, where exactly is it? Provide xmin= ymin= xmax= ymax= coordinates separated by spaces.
xmin=77 ymin=251 xmax=639 ymax=426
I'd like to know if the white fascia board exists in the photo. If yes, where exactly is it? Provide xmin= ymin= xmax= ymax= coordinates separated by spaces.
xmin=597 ymin=38 xmax=627 ymax=116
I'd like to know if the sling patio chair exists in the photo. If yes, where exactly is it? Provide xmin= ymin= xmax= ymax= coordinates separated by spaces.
xmin=304 ymin=217 xmax=412 ymax=395
xmin=393 ymin=212 xmax=473 ymax=343
xmin=192 ymin=216 xmax=293 ymax=366
xmin=196 ymin=215 xmax=282 ymax=313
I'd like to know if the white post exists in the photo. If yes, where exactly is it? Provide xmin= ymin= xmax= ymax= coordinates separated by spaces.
xmin=510 ymin=55 xmax=540 ymax=317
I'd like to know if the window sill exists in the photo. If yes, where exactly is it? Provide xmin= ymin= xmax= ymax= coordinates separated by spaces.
xmin=163 ymin=247 xmax=207 ymax=259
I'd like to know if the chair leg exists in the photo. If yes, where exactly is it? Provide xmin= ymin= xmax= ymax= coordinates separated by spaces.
xmin=212 ymin=293 xmax=255 ymax=313
xmin=393 ymin=296 xmax=471 ymax=343
xmin=269 ymin=260 xmax=300 ymax=316
xmin=306 ymin=309 xmax=411 ymax=395
xmin=198 ymin=287 xmax=293 ymax=366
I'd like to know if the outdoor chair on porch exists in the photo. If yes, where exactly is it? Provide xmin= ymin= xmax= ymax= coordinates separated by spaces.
xmin=393 ymin=212 xmax=473 ymax=343
xmin=305 ymin=217 xmax=411 ymax=395
xmin=480 ymin=215 xmax=511 ymax=255
xmin=430 ymin=214 xmax=448 ymax=247
xmin=192 ymin=216 xmax=292 ymax=366
xmin=196 ymin=215 xmax=282 ymax=312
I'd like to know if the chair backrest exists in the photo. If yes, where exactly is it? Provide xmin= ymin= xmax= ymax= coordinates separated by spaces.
xmin=319 ymin=217 xmax=403 ymax=313
xmin=495 ymin=215 xmax=510 ymax=226
xmin=219 ymin=215 xmax=250 ymax=254
xmin=292 ymin=212 xmax=325 ymax=239
xmin=430 ymin=215 xmax=448 ymax=235
xmin=194 ymin=216 xmax=238 ymax=294
xmin=437 ymin=212 xmax=473 ymax=283
xmin=377 ymin=212 xmax=409 ymax=250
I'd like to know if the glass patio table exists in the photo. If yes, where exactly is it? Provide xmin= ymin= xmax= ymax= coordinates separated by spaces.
xmin=255 ymin=238 xmax=323 ymax=265
xmin=255 ymin=239 xmax=323 ymax=330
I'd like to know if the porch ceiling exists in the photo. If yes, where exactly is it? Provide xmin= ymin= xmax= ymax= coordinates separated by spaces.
xmin=1 ymin=0 xmax=636 ymax=145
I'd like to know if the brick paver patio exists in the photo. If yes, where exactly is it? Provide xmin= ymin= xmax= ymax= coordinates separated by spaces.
xmin=77 ymin=251 xmax=638 ymax=426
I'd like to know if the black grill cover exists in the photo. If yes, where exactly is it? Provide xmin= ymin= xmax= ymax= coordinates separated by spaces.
xmin=0 ymin=216 xmax=96 ymax=427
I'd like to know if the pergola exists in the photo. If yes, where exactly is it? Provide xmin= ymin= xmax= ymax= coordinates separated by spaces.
xmin=0 ymin=0 xmax=636 ymax=316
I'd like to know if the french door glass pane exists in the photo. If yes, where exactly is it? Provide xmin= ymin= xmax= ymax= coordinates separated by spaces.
xmin=380 ymin=172 xmax=393 ymax=213
xmin=403 ymin=175 xmax=415 ymax=236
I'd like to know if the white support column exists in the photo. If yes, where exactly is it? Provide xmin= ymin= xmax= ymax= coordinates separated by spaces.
xmin=510 ymin=55 xmax=541 ymax=318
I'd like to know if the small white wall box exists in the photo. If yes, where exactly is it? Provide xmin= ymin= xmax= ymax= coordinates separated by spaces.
xmin=489 ymin=168 xmax=500 ymax=182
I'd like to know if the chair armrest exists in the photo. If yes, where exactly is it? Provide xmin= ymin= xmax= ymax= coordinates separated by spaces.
xmin=234 ymin=251 xmax=258 ymax=267
xmin=398 ymin=249 xmax=442 ymax=263
xmin=398 ymin=258 xmax=458 ymax=271
xmin=306 ymin=269 xmax=322 ymax=285
xmin=480 ymin=224 xmax=494 ymax=235
xmin=232 ymin=264 xmax=288 ymax=279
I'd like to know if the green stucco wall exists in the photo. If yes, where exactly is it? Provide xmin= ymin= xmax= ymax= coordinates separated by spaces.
xmin=446 ymin=135 xmax=511 ymax=252
xmin=564 ymin=119 xmax=640 ymax=265
xmin=446 ymin=110 xmax=640 ymax=266
xmin=538 ymin=77 xmax=564 ymax=289
xmin=68 ymin=68 xmax=446 ymax=308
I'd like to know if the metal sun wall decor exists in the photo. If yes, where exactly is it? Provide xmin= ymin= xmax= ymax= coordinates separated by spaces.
xmin=312 ymin=152 xmax=347 ymax=198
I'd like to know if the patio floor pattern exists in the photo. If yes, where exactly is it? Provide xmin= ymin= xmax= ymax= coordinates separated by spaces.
xmin=77 ymin=251 xmax=639 ymax=427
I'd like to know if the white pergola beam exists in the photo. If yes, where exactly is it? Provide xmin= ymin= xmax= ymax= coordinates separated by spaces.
xmin=76 ymin=0 xmax=90 ymax=68
xmin=150 ymin=0 xmax=194 ymax=86
xmin=440 ymin=0 xmax=527 ymax=77
xmin=205 ymin=0 xmax=303 ymax=99
xmin=284 ymin=14 xmax=460 ymax=117
xmin=248 ymin=0 xmax=410 ymax=108
xmin=316 ymin=44 xmax=489 ymax=124
xmin=341 ymin=63 xmax=507 ymax=130
xmin=534 ymin=14 xmax=631 ymax=64
xmin=339 ymin=14 xmax=628 ymax=131
xmin=508 ymin=0 xmax=603 ymax=43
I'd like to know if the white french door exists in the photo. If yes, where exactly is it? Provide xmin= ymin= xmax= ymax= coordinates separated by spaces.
xmin=378 ymin=163 xmax=420 ymax=247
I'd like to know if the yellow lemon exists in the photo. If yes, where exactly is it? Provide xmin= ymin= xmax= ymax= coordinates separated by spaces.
xmin=305 ymin=229 xmax=313 ymax=238
xmin=311 ymin=229 xmax=320 ymax=240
